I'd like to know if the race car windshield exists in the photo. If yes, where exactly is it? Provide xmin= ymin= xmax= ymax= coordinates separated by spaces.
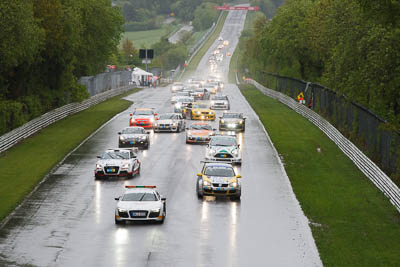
xmin=191 ymin=124 xmax=212 ymax=130
xmin=176 ymin=92 xmax=188 ymax=96
xmin=122 ymin=128 xmax=144 ymax=134
xmin=223 ymin=113 xmax=242 ymax=119
xmin=134 ymin=110 xmax=153 ymax=115
xmin=103 ymin=151 xmax=130 ymax=159
xmin=122 ymin=192 xmax=157 ymax=201
xmin=178 ymin=98 xmax=192 ymax=103
xmin=213 ymin=96 xmax=227 ymax=100
xmin=210 ymin=137 xmax=237 ymax=146
xmin=205 ymin=167 xmax=235 ymax=177
xmin=159 ymin=114 xmax=175 ymax=120
xmin=193 ymin=104 xmax=209 ymax=109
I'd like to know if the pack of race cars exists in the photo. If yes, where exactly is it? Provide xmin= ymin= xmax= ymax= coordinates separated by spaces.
xmin=95 ymin=74 xmax=247 ymax=225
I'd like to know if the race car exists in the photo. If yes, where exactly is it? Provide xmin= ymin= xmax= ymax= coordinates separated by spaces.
xmin=118 ymin=126 xmax=150 ymax=149
xmin=203 ymin=83 xmax=218 ymax=94
xmin=210 ymin=95 xmax=230 ymax=110
xmin=188 ymin=102 xmax=215 ymax=121
xmin=171 ymin=82 xmax=184 ymax=93
xmin=186 ymin=122 xmax=215 ymax=144
xmin=205 ymin=135 xmax=242 ymax=164
xmin=190 ymin=88 xmax=210 ymax=100
xmin=171 ymin=91 xmax=190 ymax=104
xmin=174 ymin=96 xmax=194 ymax=114
xmin=95 ymin=148 xmax=140 ymax=179
xmin=196 ymin=162 xmax=242 ymax=200
xmin=114 ymin=185 xmax=166 ymax=224
xmin=154 ymin=113 xmax=185 ymax=132
xmin=129 ymin=108 xmax=157 ymax=129
xmin=219 ymin=112 xmax=246 ymax=132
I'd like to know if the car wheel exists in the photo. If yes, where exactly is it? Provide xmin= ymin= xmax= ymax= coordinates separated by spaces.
xmin=196 ymin=179 xmax=203 ymax=199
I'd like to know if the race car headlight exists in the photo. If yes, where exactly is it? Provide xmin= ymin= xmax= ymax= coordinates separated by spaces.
xmin=141 ymin=136 xmax=147 ymax=140
xmin=203 ymin=181 xmax=211 ymax=186
xmin=187 ymin=130 xmax=192 ymax=135
xmin=209 ymin=149 xmax=216 ymax=155
xmin=175 ymin=103 xmax=181 ymax=109
xmin=96 ymin=164 xmax=103 ymax=169
xmin=239 ymin=120 xmax=243 ymax=124
xmin=229 ymin=182 xmax=238 ymax=188
xmin=151 ymin=208 xmax=161 ymax=213
xmin=154 ymin=122 xmax=158 ymax=126
xmin=150 ymin=118 xmax=155 ymax=123
xmin=121 ymin=163 xmax=130 ymax=169
xmin=211 ymin=101 xmax=215 ymax=105
xmin=118 ymin=208 xmax=127 ymax=212
xmin=172 ymin=122 xmax=178 ymax=126
xmin=119 ymin=136 xmax=125 ymax=141
xmin=221 ymin=120 xmax=225 ymax=123
xmin=196 ymin=111 xmax=201 ymax=115
xmin=232 ymin=148 xmax=238 ymax=155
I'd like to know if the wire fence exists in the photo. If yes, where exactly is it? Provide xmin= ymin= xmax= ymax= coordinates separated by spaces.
xmin=253 ymin=71 xmax=400 ymax=186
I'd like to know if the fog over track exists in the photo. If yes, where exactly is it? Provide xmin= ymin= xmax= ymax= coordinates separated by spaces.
xmin=0 ymin=7 xmax=322 ymax=267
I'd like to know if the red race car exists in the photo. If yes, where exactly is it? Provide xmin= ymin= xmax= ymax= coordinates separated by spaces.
xmin=129 ymin=108 xmax=157 ymax=129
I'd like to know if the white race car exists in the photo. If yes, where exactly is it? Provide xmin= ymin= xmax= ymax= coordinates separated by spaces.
xmin=210 ymin=95 xmax=229 ymax=110
xmin=95 ymin=149 xmax=140 ymax=179
xmin=154 ymin=113 xmax=185 ymax=132
xmin=114 ymin=186 xmax=166 ymax=224
xmin=205 ymin=135 xmax=241 ymax=165
xmin=171 ymin=82 xmax=184 ymax=93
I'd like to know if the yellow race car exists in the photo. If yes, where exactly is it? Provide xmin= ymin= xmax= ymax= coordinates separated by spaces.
xmin=186 ymin=102 xmax=215 ymax=121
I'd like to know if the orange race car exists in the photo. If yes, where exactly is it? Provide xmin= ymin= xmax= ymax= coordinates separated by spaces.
xmin=185 ymin=122 xmax=216 ymax=144
xmin=129 ymin=108 xmax=157 ymax=129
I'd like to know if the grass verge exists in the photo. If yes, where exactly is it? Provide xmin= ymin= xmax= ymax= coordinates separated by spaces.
xmin=121 ymin=25 xmax=179 ymax=47
xmin=0 ymin=88 xmax=141 ymax=222
xmin=181 ymin=12 xmax=228 ymax=80
xmin=240 ymin=84 xmax=400 ymax=266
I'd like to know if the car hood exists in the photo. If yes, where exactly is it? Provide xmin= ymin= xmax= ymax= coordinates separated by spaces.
xmin=120 ymin=134 xmax=147 ymax=139
xmin=209 ymin=145 xmax=237 ymax=154
xmin=97 ymin=159 xmax=129 ymax=166
xmin=189 ymin=130 xmax=211 ymax=136
xmin=192 ymin=108 xmax=213 ymax=113
xmin=205 ymin=176 xmax=235 ymax=184
xmin=213 ymin=100 xmax=228 ymax=104
xmin=157 ymin=119 xmax=176 ymax=124
xmin=221 ymin=118 xmax=241 ymax=123
xmin=131 ymin=115 xmax=153 ymax=120
xmin=117 ymin=201 xmax=161 ymax=210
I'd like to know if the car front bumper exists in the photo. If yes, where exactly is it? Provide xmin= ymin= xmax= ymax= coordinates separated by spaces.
xmin=219 ymin=123 xmax=244 ymax=131
xmin=130 ymin=121 xmax=153 ymax=129
xmin=186 ymin=136 xmax=211 ymax=143
xmin=119 ymin=140 xmax=148 ymax=147
xmin=192 ymin=114 xmax=215 ymax=121
xmin=205 ymin=155 xmax=242 ymax=164
xmin=115 ymin=210 xmax=164 ymax=222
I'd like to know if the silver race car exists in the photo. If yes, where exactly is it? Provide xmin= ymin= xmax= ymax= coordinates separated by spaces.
xmin=115 ymin=185 xmax=166 ymax=224
xmin=196 ymin=162 xmax=242 ymax=200
xmin=219 ymin=112 xmax=246 ymax=132
xmin=210 ymin=95 xmax=230 ymax=110
xmin=154 ymin=113 xmax=185 ymax=132
xmin=205 ymin=135 xmax=242 ymax=165
xmin=95 ymin=148 xmax=140 ymax=179
xmin=171 ymin=82 xmax=184 ymax=93
xmin=118 ymin=126 xmax=150 ymax=149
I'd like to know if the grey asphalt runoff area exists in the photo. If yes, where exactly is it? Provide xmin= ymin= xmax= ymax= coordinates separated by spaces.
xmin=0 ymin=7 xmax=322 ymax=267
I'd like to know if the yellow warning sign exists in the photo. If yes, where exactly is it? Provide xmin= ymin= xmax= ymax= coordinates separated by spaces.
xmin=297 ymin=92 xmax=304 ymax=99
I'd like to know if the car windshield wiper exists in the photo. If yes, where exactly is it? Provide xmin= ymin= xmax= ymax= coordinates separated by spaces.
xmin=138 ymin=193 xmax=146 ymax=201
xmin=107 ymin=153 xmax=117 ymax=159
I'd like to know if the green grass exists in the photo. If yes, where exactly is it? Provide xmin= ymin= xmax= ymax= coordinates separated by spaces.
xmin=240 ymin=85 xmax=400 ymax=266
xmin=0 ymin=88 xmax=141 ymax=222
xmin=181 ymin=12 xmax=228 ymax=80
xmin=121 ymin=27 xmax=175 ymax=48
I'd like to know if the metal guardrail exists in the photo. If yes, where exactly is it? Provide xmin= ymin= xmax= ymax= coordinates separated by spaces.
xmin=0 ymin=85 xmax=136 ymax=154
xmin=247 ymin=79 xmax=400 ymax=212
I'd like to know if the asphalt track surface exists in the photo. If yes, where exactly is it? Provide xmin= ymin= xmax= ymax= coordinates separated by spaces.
xmin=0 ymin=8 xmax=323 ymax=267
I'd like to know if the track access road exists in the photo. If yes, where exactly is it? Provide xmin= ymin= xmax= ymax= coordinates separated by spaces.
xmin=0 ymin=7 xmax=322 ymax=267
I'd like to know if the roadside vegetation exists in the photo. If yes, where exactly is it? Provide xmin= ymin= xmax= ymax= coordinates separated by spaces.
xmin=0 ymin=88 xmax=140 ymax=223
xmin=239 ymin=85 xmax=400 ymax=266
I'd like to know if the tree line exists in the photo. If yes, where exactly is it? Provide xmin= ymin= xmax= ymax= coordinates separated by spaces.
xmin=241 ymin=0 xmax=400 ymax=128
xmin=0 ymin=0 xmax=124 ymax=135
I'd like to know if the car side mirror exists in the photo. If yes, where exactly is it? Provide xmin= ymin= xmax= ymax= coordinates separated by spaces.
xmin=236 ymin=175 xmax=242 ymax=178
xmin=243 ymin=117 xmax=246 ymax=120
xmin=118 ymin=132 xmax=121 ymax=135
xmin=213 ymin=128 xmax=216 ymax=131
xmin=197 ymin=173 xmax=202 ymax=177
xmin=146 ymin=132 xmax=150 ymax=134
xmin=238 ymin=144 xmax=240 ymax=147
xmin=97 ymin=156 xmax=102 ymax=159
xmin=161 ymin=197 xmax=166 ymax=201
xmin=115 ymin=197 xmax=120 ymax=200
xmin=186 ymin=128 xmax=189 ymax=130
xmin=129 ymin=113 xmax=133 ymax=116
xmin=133 ymin=155 xmax=137 ymax=158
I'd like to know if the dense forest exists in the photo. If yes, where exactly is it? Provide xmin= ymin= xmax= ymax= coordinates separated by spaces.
xmin=241 ymin=0 xmax=400 ymax=127
xmin=0 ymin=0 xmax=123 ymax=135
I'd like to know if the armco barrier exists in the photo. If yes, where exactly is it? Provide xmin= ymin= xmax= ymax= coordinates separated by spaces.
xmin=247 ymin=79 xmax=400 ymax=212
xmin=0 ymin=85 xmax=135 ymax=154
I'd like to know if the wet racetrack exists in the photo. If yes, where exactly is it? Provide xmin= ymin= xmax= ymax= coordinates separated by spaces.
xmin=0 ymin=7 xmax=322 ymax=267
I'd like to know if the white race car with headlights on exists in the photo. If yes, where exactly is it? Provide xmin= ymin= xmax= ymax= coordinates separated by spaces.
xmin=205 ymin=135 xmax=241 ymax=165
xmin=210 ymin=94 xmax=229 ymax=110
xmin=115 ymin=186 xmax=166 ymax=224
xmin=219 ymin=112 xmax=246 ymax=132
xmin=154 ymin=113 xmax=185 ymax=132
xmin=95 ymin=149 xmax=140 ymax=179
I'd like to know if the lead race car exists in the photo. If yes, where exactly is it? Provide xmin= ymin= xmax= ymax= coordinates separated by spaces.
xmin=95 ymin=148 xmax=140 ymax=179
xmin=196 ymin=162 xmax=242 ymax=200
xmin=129 ymin=108 xmax=157 ymax=129
xmin=114 ymin=185 xmax=166 ymax=224
xmin=205 ymin=135 xmax=242 ymax=165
